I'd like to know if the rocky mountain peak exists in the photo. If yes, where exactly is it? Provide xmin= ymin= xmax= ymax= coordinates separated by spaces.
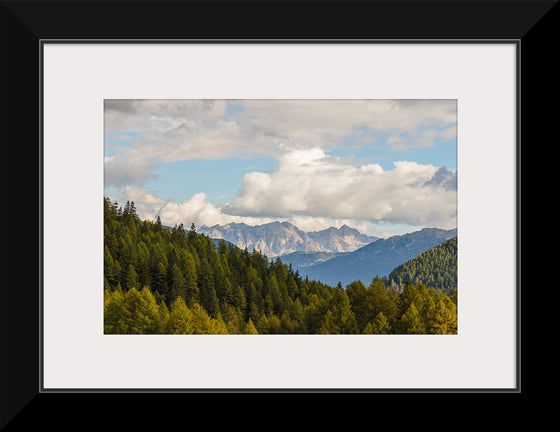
xmin=198 ymin=221 xmax=378 ymax=257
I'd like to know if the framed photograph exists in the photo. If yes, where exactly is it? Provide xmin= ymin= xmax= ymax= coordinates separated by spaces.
xmin=1 ymin=0 xmax=552 ymax=424
xmin=42 ymin=43 xmax=511 ymax=386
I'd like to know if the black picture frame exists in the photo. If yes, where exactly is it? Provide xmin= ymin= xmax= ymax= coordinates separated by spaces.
xmin=1 ymin=0 xmax=553 ymax=427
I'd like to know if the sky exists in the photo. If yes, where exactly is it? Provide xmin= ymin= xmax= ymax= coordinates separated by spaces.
xmin=104 ymin=99 xmax=457 ymax=238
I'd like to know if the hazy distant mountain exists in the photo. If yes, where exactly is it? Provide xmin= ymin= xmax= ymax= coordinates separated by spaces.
xmin=198 ymin=221 xmax=378 ymax=257
xmin=278 ymin=250 xmax=344 ymax=270
xmin=295 ymin=227 xmax=457 ymax=287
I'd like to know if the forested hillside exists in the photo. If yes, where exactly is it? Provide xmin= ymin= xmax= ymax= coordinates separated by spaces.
xmin=103 ymin=198 xmax=457 ymax=335
xmin=298 ymin=227 xmax=457 ymax=287
xmin=384 ymin=236 xmax=457 ymax=296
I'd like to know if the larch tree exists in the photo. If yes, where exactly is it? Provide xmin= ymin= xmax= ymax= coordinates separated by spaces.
xmin=244 ymin=319 xmax=259 ymax=334
xmin=166 ymin=297 xmax=194 ymax=334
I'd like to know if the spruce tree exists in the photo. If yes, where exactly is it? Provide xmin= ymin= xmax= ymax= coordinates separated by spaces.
xmin=170 ymin=263 xmax=187 ymax=301
xmin=139 ymin=287 xmax=162 ymax=334
xmin=400 ymin=303 xmax=426 ymax=334
xmin=104 ymin=289 xmax=126 ymax=334
xmin=179 ymin=250 xmax=198 ymax=304
xmin=104 ymin=246 xmax=117 ymax=287
xmin=158 ymin=301 xmax=170 ymax=333
xmin=371 ymin=312 xmax=391 ymax=334
xmin=125 ymin=263 xmax=139 ymax=291
xmin=244 ymin=319 xmax=259 ymax=334
xmin=187 ymin=222 xmax=198 ymax=246
xmin=166 ymin=297 xmax=194 ymax=334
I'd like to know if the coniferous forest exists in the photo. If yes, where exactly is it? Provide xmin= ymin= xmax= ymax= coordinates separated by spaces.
xmin=104 ymin=198 xmax=458 ymax=335
xmin=383 ymin=237 xmax=458 ymax=296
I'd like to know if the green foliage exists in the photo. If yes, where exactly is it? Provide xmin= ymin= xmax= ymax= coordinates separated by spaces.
xmin=104 ymin=197 xmax=457 ymax=335
xmin=244 ymin=319 xmax=259 ymax=334
xmin=166 ymin=297 xmax=194 ymax=334
xmin=384 ymin=236 xmax=457 ymax=296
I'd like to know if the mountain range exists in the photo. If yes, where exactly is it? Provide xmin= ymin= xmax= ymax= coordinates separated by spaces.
xmin=198 ymin=221 xmax=456 ymax=289
xmin=284 ymin=227 xmax=457 ymax=287
xmin=198 ymin=221 xmax=379 ymax=257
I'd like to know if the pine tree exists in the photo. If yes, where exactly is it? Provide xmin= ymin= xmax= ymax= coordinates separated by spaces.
xmin=220 ymin=278 xmax=234 ymax=306
xmin=362 ymin=322 xmax=375 ymax=334
xmin=318 ymin=310 xmax=337 ymax=334
xmin=400 ymin=303 xmax=426 ymax=334
xmin=104 ymin=246 xmax=117 ymax=287
xmin=158 ymin=301 xmax=170 ymax=333
xmin=255 ymin=313 xmax=270 ymax=334
xmin=426 ymin=298 xmax=457 ymax=334
xmin=244 ymin=282 xmax=260 ymax=323
xmin=346 ymin=280 xmax=368 ymax=331
xmin=368 ymin=276 xmax=394 ymax=320
xmin=189 ymin=303 xmax=214 ymax=334
xmin=187 ymin=222 xmax=198 ymax=246
xmin=205 ymin=285 xmax=220 ymax=319
xmin=121 ymin=287 xmax=161 ymax=334
xmin=198 ymin=258 xmax=219 ymax=318
xmin=231 ymin=284 xmax=246 ymax=313
xmin=170 ymin=263 xmax=187 ymax=301
xmin=152 ymin=261 xmax=168 ymax=300
xmin=267 ymin=314 xmax=282 ymax=334
xmin=104 ymin=289 xmax=126 ymax=334
xmin=330 ymin=289 xmax=359 ymax=334
xmin=125 ymin=263 xmax=139 ymax=291
xmin=209 ymin=315 xmax=229 ymax=334
xmin=371 ymin=312 xmax=391 ymax=334
xmin=280 ymin=310 xmax=295 ymax=334
xmin=244 ymin=319 xmax=259 ymax=334
xmin=179 ymin=249 xmax=198 ymax=304
xmin=221 ymin=303 xmax=244 ymax=334
xmin=166 ymin=297 xmax=194 ymax=334
xmin=139 ymin=287 xmax=162 ymax=334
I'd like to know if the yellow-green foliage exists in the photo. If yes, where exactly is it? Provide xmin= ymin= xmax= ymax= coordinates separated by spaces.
xmin=104 ymin=197 xmax=457 ymax=335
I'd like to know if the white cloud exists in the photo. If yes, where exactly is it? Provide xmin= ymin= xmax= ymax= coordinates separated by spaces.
xmin=387 ymin=125 xmax=457 ymax=150
xmin=112 ymin=186 xmax=167 ymax=221
xmin=156 ymin=193 xmax=277 ymax=229
xmin=223 ymin=149 xmax=456 ymax=228
xmin=104 ymin=100 xmax=457 ymax=233
xmin=117 ymin=187 xmax=372 ymax=234
xmin=111 ymin=187 xmax=409 ymax=237
xmin=104 ymin=99 xmax=457 ymax=188
xmin=104 ymin=155 xmax=158 ymax=188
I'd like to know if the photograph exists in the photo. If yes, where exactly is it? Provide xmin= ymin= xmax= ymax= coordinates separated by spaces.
xmin=103 ymin=99 xmax=458 ymax=335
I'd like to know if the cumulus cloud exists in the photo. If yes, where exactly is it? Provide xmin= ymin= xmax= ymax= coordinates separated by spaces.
xmin=156 ymin=193 xmax=278 ymax=228
xmin=104 ymin=155 xmax=158 ymax=188
xmin=222 ymin=148 xmax=456 ymax=228
xmin=116 ymin=188 xmax=395 ymax=237
xmin=104 ymin=99 xmax=457 ymax=233
xmin=117 ymin=149 xmax=456 ymax=237
xmin=423 ymin=166 xmax=457 ymax=191
xmin=104 ymin=99 xmax=457 ymax=187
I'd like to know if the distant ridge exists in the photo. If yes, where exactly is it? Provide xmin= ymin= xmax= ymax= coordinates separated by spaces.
xmin=290 ymin=227 xmax=457 ymax=287
xmin=198 ymin=221 xmax=379 ymax=257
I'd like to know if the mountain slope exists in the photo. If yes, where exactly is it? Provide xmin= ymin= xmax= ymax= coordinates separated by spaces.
xmin=299 ymin=227 xmax=457 ymax=287
xmin=198 ymin=221 xmax=378 ymax=257
xmin=384 ymin=236 xmax=457 ymax=295
xmin=278 ymin=250 xmax=344 ymax=270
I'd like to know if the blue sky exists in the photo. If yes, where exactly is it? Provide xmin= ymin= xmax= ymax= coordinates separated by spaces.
xmin=146 ymin=156 xmax=278 ymax=205
xmin=104 ymin=99 xmax=457 ymax=237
